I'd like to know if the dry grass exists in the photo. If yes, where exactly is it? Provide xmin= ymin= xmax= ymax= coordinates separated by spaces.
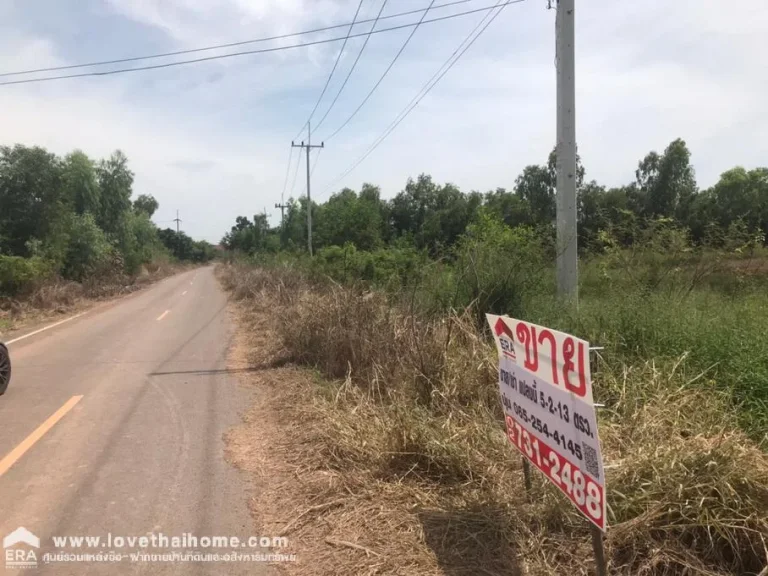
xmin=0 ymin=262 xmax=190 ymax=335
xmin=219 ymin=262 xmax=768 ymax=576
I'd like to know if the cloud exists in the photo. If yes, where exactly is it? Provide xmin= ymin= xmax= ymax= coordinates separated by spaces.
xmin=170 ymin=159 xmax=217 ymax=173
xmin=0 ymin=0 xmax=766 ymax=244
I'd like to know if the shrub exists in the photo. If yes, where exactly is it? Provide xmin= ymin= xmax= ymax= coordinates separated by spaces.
xmin=62 ymin=213 xmax=112 ymax=281
xmin=451 ymin=211 xmax=548 ymax=324
xmin=116 ymin=211 xmax=163 ymax=275
xmin=0 ymin=255 xmax=54 ymax=296
xmin=312 ymin=244 xmax=427 ymax=290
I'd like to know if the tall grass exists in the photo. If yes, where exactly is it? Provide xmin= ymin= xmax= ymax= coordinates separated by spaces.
xmin=220 ymin=260 xmax=768 ymax=575
xmin=237 ymin=237 xmax=768 ymax=439
xmin=526 ymin=254 xmax=768 ymax=439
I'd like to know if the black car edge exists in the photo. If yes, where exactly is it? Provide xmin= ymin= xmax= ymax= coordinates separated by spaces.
xmin=0 ymin=343 xmax=10 ymax=395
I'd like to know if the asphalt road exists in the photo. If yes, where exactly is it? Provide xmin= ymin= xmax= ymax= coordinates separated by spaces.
xmin=0 ymin=267 xmax=272 ymax=575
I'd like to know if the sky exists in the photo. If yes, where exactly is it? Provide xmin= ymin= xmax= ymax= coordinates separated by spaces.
xmin=1 ymin=0 xmax=766 ymax=243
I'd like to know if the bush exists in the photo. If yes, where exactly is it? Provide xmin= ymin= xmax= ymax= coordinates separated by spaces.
xmin=451 ymin=211 xmax=548 ymax=324
xmin=62 ymin=213 xmax=112 ymax=281
xmin=312 ymin=244 xmax=427 ymax=290
xmin=116 ymin=211 xmax=163 ymax=275
xmin=0 ymin=255 xmax=54 ymax=296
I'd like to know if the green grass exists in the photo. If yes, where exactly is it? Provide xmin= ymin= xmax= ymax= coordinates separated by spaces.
xmin=239 ymin=244 xmax=768 ymax=441
xmin=220 ymin=261 xmax=768 ymax=575
xmin=525 ymin=260 xmax=768 ymax=440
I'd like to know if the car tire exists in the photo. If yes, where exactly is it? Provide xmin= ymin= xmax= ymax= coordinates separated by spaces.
xmin=0 ymin=343 xmax=10 ymax=396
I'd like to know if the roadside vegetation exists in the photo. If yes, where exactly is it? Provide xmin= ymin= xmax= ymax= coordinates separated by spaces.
xmin=0 ymin=144 xmax=215 ymax=329
xmin=220 ymin=137 xmax=768 ymax=575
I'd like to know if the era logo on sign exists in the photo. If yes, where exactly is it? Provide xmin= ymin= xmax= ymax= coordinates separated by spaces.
xmin=494 ymin=317 xmax=517 ymax=360
xmin=4 ymin=527 xmax=39 ymax=570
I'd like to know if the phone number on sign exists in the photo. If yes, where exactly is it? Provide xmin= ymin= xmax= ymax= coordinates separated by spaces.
xmin=504 ymin=414 xmax=604 ymax=529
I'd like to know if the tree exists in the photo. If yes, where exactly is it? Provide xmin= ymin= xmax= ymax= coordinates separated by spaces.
xmin=577 ymin=181 xmax=607 ymax=249
xmin=515 ymin=165 xmax=553 ymax=226
xmin=389 ymin=175 xmax=479 ymax=254
xmin=159 ymin=229 xmax=213 ymax=262
xmin=97 ymin=150 xmax=134 ymax=235
xmin=0 ymin=145 xmax=65 ymax=257
xmin=547 ymin=147 xmax=585 ymax=192
xmin=133 ymin=194 xmax=159 ymax=217
xmin=221 ymin=214 xmax=276 ymax=254
xmin=484 ymin=188 xmax=532 ymax=228
xmin=390 ymin=174 xmax=439 ymax=245
xmin=279 ymin=198 xmax=309 ymax=251
xmin=62 ymin=150 xmax=100 ymax=216
xmin=62 ymin=213 xmax=111 ymax=280
xmin=315 ymin=187 xmax=384 ymax=251
xmin=116 ymin=211 xmax=162 ymax=274
xmin=420 ymin=184 xmax=481 ymax=253
xmin=635 ymin=138 xmax=697 ymax=218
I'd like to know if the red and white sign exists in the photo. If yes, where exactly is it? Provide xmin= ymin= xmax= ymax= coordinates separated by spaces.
xmin=487 ymin=314 xmax=607 ymax=530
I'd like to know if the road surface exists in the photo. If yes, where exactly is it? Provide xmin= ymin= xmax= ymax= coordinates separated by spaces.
xmin=0 ymin=267 xmax=271 ymax=575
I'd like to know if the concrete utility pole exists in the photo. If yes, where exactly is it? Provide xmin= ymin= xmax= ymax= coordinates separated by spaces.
xmin=173 ymin=210 xmax=182 ymax=234
xmin=274 ymin=202 xmax=289 ymax=227
xmin=291 ymin=122 xmax=324 ymax=256
xmin=555 ymin=0 xmax=578 ymax=302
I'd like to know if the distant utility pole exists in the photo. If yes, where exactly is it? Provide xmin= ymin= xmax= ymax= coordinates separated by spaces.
xmin=555 ymin=0 xmax=578 ymax=302
xmin=173 ymin=210 xmax=182 ymax=234
xmin=274 ymin=202 xmax=289 ymax=227
xmin=291 ymin=122 xmax=324 ymax=256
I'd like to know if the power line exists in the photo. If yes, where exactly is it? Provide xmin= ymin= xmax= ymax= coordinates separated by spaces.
xmin=299 ymin=148 xmax=323 ymax=195
xmin=320 ymin=0 xmax=518 ymax=196
xmin=322 ymin=1 xmax=509 ymax=194
xmin=310 ymin=148 xmax=323 ymax=186
xmin=294 ymin=0 xmax=366 ymax=140
xmin=289 ymin=145 xmax=303 ymax=198
xmin=0 ymin=0 xmax=478 ymax=79
xmin=280 ymin=146 xmax=294 ymax=203
xmin=0 ymin=1 xmax=518 ymax=87
xmin=313 ymin=0 xmax=389 ymax=134
xmin=321 ymin=0 xmax=437 ymax=143
xmin=292 ymin=124 xmax=324 ymax=256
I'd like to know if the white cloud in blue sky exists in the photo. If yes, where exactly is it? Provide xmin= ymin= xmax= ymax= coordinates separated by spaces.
xmin=1 ymin=0 xmax=766 ymax=242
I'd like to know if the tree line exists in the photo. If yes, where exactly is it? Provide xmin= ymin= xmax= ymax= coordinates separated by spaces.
xmin=223 ymin=138 xmax=768 ymax=256
xmin=0 ymin=144 xmax=214 ymax=295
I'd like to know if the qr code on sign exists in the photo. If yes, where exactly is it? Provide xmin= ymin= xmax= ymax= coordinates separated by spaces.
xmin=583 ymin=443 xmax=599 ymax=479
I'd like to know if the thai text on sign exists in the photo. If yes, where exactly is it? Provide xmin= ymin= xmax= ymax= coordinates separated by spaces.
xmin=487 ymin=314 xmax=607 ymax=530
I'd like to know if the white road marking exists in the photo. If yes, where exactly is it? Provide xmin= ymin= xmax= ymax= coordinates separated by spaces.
xmin=157 ymin=310 xmax=170 ymax=321
xmin=182 ymin=291 xmax=187 ymax=296
xmin=6 ymin=311 xmax=89 ymax=346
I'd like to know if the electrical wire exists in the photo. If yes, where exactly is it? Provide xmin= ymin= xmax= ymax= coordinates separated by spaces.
xmin=289 ymin=146 xmax=303 ymax=198
xmin=0 ymin=0 xmax=478 ymax=79
xmin=311 ymin=148 xmax=322 ymax=179
xmin=301 ymin=148 xmax=324 ymax=196
xmin=320 ymin=0 xmax=518 ymax=196
xmin=321 ymin=0 xmax=437 ymax=143
xmin=312 ymin=0 xmax=389 ymax=134
xmin=0 ymin=1 xmax=519 ymax=87
xmin=293 ymin=0 xmax=366 ymax=140
xmin=280 ymin=146 xmax=294 ymax=204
